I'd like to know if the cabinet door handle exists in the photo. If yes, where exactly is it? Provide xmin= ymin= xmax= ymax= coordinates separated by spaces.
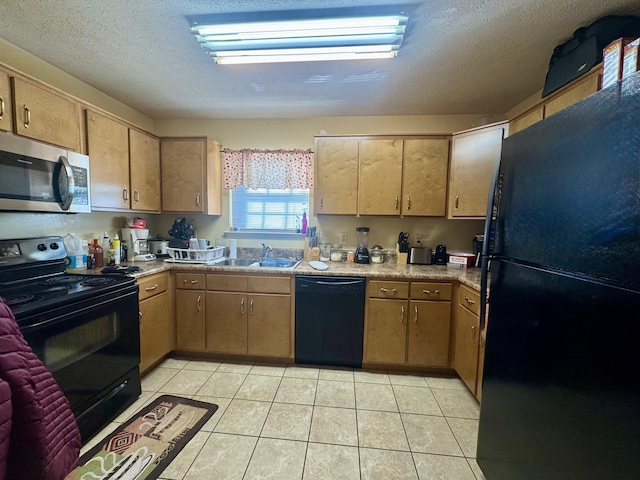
xmin=454 ymin=195 xmax=459 ymax=210
xmin=241 ymin=297 xmax=245 ymax=314
xmin=196 ymin=295 xmax=202 ymax=312
xmin=0 ymin=96 xmax=4 ymax=120
xmin=414 ymin=305 xmax=418 ymax=323
xmin=23 ymin=105 xmax=30 ymax=128
xmin=145 ymin=284 xmax=159 ymax=291
xmin=250 ymin=298 xmax=254 ymax=315
xmin=400 ymin=305 xmax=405 ymax=323
xmin=464 ymin=296 xmax=476 ymax=305
xmin=471 ymin=325 xmax=476 ymax=340
xmin=184 ymin=279 xmax=199 ymax=284
xmin=406 ymin=195 xmax=411 ymax=211
xmin=196 ymin=192 xmax=201 ymax=206
xmin=123 ymin=188 xmax=128 ymax=202
xmin=320 ymin=194 xmax=324 ymax=209
xmin=394 ymin=195 xmax=399 ymax=210
xmin=380 ymin=287 xmax=398 ymax=294
xmin=138 ymin=311 xmax=142 ymax=325
xmin=423 ymin=289 xmax=440 ymax=295
xmin=134 ymin=189 xmax=140 ymax=202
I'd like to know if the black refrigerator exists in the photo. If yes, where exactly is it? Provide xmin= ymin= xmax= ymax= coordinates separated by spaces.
xmin=476 ymin=73 xmax=640 ymax=480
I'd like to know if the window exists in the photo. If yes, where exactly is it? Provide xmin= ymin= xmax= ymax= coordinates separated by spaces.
xmin=230 ymin=186 xmax=309 ymax=231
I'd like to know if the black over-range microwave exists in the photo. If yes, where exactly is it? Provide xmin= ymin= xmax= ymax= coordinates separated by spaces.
xmin=0 ymin=133 xmax=91 ymax=213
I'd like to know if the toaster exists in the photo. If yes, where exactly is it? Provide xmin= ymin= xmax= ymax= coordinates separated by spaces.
xmin=408 ymin=247 xmax=433 ymax=265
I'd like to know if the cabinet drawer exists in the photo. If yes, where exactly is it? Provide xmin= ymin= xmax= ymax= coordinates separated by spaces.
xmin=410 ymin=282 xmax=452 ymax=301
xmin=248 ymin=276 xmax=291 ymax=294
xmin=138 ymin=272 xmax=169 ymax=301
xmin=206 ymin=274 xmax=248 ymax=292
xmin=175 ymin=272 xmax=206 ymax=290
xmin=458 ymin=284 xmax=480 ymax=316
xmin=368 ymin=280 xmax=409 ymax=299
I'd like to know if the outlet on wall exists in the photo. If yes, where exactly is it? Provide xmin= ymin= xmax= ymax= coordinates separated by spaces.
xmin=339 ymin=231 xmax=347 ymax=244
xmin=414 ymin=234 xmax=423 ymax=244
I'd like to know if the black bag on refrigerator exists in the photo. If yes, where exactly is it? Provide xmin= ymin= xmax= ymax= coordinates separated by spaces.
xmin=542 ymin=15 xmax=640 ymax=97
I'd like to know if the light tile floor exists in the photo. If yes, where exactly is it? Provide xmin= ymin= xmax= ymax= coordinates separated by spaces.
xmin=81 ymin=358 xmax=487 ymax=480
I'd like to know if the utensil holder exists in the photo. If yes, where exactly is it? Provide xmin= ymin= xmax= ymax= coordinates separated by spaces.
xmin=303 ymin=238 xmax=320 ymax=261
xmin=395 ymin=243 xmax=408 ymax=265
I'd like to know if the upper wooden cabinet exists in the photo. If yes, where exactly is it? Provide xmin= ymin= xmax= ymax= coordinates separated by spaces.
xmin=314 ymin=137 xmax=359 ymax=215
xmin=0 ymin=71 xmax=13 ymax=132
xmin=402 ymin=138 xmax=449 ymax=216
xmin=161 ymin=137 xmax=222 ymax=215
xmin=315 ymin=135 xmax=450 ymax=217
xmin=12 ymin=77 xmax=81 ymax=151
xmin=129 ymin=129 xmax=160 ymax=212
xmin=448 ymin=122 xmax=507 ymax=218
xmin=358 ymin=138 xmax=403 ymax=215
xmin=86 ymin=110 xmax=161 ymax=212
xmin=509 ymin=66 xmax=601 ymax=136
xmin=86 ymin=110 xmax=130 ymax=210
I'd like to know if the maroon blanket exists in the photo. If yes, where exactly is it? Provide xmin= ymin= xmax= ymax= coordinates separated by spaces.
xmin=0 ymin=300 xmax=80 ymax=480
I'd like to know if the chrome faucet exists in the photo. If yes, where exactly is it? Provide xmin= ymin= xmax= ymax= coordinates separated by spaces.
xmin=261 ymin=243 xmax=272 ymax=258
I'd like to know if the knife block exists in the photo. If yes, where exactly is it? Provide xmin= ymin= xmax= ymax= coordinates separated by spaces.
xmin=304 ymin=238 xmax=320 ymax=261
xmin=395 ymin=243 xmax=408 ymax=265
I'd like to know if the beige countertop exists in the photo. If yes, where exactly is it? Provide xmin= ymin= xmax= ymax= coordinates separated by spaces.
xmin=115 ymin=258 xmax=483 ymax=291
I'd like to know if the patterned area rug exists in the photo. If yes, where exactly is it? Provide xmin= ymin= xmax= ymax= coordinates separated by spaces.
xmin=66 ymin=395 xmax=218 ymax=480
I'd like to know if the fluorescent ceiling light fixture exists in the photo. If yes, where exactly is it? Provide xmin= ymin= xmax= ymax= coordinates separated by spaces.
xmin=190 ymin=12 xmax=408 ymax=64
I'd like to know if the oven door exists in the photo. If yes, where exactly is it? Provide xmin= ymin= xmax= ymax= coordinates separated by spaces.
xmin=18 ymin=284 xmax=141 ymax=439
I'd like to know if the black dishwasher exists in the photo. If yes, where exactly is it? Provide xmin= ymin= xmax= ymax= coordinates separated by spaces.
xmin=295 ymin=275 xmax=365 ymax=368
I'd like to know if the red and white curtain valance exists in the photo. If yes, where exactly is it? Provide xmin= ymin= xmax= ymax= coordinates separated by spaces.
xmin=223 ymin=148 xmax=314 ymax=190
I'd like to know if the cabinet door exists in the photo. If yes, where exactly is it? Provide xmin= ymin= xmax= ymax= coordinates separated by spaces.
xmin=314 ymin=138 xmax=359 ymax=214
xmin=454 ymin=304 xmax=480 ymax=394
xmin=248 ymin=294 xmax=291 ymax=357
xmin=12 ymin=77 xmax=81 ymax=151
xmin=129 ymin=129 xmax=160 ymax=212
xmin=402 ymin=138 xmax=449 ymax=216
xmin=86 ymin=110 xmax=130 ymax=210
xmin=161 ymin=138 xmax=206 ymax=213
xmin=205 ymin=291 xmax=247 ymax=354
xmin=0 ymin=71 xmax=13 ymax=132
xmin=407 ymin=300 xmax=451 ymax=367
xmin=175 ymin=289 xmax=205 ymax=351
xmin=509 ymin=106 xmax=544 ymax=136
xmin=364 ymin=299 xmax=407 ymax=364
xmin=544 ymin=69 xmax=600 ymax=118
xmin=139 ymin=290 xmax=172 ymax=373
xmin=358 ymin=139 xmax=403 ymax=215
xmin=449 ymin=123 xmax=507 ymax=218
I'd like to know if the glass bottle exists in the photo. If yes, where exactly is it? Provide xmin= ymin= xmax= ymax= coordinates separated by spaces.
xmin=93 ymin=239 xmax=104 ymax=268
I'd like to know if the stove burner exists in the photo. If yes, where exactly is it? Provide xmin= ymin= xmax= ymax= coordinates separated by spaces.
xmin=80 ymin=277 xmax=117 ymax=286
xmin=3 ymin=294 xmax=42 ymax=307
xmin=40 ymin=275 xmax=85 ymax=286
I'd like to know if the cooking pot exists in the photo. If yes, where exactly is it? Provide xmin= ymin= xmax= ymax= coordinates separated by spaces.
xmin=148 ymin=239 xmax=170 ymax=256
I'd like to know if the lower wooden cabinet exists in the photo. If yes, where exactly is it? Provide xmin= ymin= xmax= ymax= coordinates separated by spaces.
xmin=364 ymin=279 xmax=452 ymax=368
xmin=205 ymin=274 xmax=292 ymax=358
xmin=172 ymin=272 xmax=293 ymax=358
xmin=454 ymin=284 xmax=481 ymax=395
xmin=138 ymin=272 xmax=172 ymax=373
xmin=175 ymin=273 xmax=206 ymax=351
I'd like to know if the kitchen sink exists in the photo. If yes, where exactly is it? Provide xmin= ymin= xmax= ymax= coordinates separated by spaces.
xmin=223 ymin=258 xmax=302 ymax=269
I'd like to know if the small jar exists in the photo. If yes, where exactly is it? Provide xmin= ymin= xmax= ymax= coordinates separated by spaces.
xmin=347 ymin=251 xmax=355 ymax=263
xmin=370 ymin=245 xmax=385 ymax=264
xmin=320 ymin=242 xmax=331 ymax=262
xmin=331 ymin=244 xmax=343 ymax=262
xmin=384 ymin=250 xmax=397 ymax=264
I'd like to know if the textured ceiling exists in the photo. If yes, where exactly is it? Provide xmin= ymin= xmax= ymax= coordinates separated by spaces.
xmin=1 ymin=0 xmax=640 ymax=119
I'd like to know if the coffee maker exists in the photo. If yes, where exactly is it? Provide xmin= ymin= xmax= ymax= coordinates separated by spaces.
xmin=121 ymin=228 xmax=156 ymax=261
xmin=355 ymin=227 xmax=370 ymax=264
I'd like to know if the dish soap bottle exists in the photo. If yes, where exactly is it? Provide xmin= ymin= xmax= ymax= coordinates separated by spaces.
xmin=301 ymin=210 xmax=308 ymax=235
xmin=112 ymin=234 xmax=121 ymax=265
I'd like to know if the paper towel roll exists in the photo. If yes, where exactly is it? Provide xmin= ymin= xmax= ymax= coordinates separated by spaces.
xmin=229 ymin=239 xmax=237 ymax=259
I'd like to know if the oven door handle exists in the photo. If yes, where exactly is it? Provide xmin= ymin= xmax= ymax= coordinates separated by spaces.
xmin=56 ymin=155 xmax=76 ymax=211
